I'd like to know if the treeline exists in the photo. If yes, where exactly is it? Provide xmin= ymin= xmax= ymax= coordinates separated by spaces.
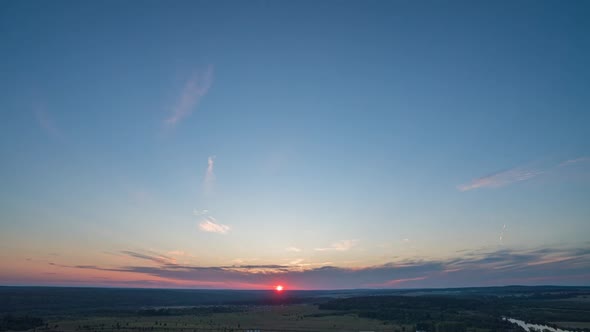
xmin=0 ymin=314 xmax=44 ymax=331
xmin=525 ymin=291 xmax=590 ymax=300
xmin=501 ymin=296 xmax=590 ymax=324
xmin=0 ymin=287 xmax=338 ymax=314
xmin=318 ymin=295 xmax=489 ymax=311
xmin=318 ymin=296 xmax=518 ymax=332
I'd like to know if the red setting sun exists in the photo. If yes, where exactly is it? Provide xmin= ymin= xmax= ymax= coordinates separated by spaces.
xmin=275 ymin=285 xmax=284 ymax=292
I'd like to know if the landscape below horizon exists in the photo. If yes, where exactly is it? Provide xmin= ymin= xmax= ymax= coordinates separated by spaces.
xmin=2 ymin=285 xmax=590 ymax=332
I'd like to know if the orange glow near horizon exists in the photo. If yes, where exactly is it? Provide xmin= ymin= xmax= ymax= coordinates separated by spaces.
xmin=275 ymin=285 xmax=284 ymax=292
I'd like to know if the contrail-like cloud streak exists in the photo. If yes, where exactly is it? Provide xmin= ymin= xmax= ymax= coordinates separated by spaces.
xmin=458 ymin=168 xmax=543 ymax=191
xmin=203 ymin=156 xmax=216 ymax=194
xmin=458 ymin=156 xmax=590 ymax=192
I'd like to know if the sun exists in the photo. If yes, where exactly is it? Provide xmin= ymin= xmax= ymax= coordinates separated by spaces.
xmin=275 ymin=285 xmax=284 ymax=292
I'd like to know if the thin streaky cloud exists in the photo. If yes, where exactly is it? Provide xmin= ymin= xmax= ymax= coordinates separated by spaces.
xmin=459 ymin=156 xmax=589 ymax=191
xmin=285 ymin=247 xmax=302 ymax=252
xmin=199 ymin=217 xmax=230 ymax=234
xmin=119 ymin=250 xmax=174 ymax=265
xmin=203 ymin=156 xmax=216 ymax=194
xmin=165 ymin=65 xmax=214 ymax=126
xmin=457 ymin=167 xmax=543 ymax=191
xmin=206 ymin=156 xmax=215 ymax=181
xmin=500 ymin=224 xmax=507 ymax=244
xmin=364 ymin=276 xmax=428 ymax=288
xmin=289 ymin=258 xmax=304 ymax=265
xmin=315 ymin=239 xmax=358 ymax=252
xmin=193 ymin=209 xmax=209 ymax=216
xmin=559 ymin=157 xmax=590 ymax=167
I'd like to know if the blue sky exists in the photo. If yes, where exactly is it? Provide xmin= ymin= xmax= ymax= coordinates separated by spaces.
xmin=0 ymin=0 xmax=589 ymax=289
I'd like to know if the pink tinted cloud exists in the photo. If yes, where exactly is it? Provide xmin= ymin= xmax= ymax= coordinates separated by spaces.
xmin=199 ymin=217 xmax=230 ymax=234
xmin=6 ymin=245 xmax=590 ymax=289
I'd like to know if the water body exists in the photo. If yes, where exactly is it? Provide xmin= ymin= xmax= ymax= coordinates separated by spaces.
xmin=504 ymin=317 xmax=576 ymax=332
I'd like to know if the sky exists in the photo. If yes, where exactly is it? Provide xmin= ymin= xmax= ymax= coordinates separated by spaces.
xmin=1 ymin=0 xmax=589 ymax=290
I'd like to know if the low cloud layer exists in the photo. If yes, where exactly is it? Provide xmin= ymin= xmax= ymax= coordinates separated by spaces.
xmin=47 ymin=245 xmax=590 ymax=289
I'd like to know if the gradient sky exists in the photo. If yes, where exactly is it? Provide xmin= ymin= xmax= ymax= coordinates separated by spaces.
xmin=1 ymin=0 xmax=589 ymax=289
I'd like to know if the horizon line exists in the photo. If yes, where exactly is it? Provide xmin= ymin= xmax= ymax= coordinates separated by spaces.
xmin=1 ymin=284 xmax=588 ymax=291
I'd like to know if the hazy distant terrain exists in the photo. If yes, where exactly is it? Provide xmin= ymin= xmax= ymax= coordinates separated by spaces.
xmin=2 ymin=286 xmax=590 ymax=331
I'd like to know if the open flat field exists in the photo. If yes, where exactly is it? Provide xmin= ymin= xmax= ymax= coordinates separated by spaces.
xmin=48 ymin=305 xmax=406 ymax=332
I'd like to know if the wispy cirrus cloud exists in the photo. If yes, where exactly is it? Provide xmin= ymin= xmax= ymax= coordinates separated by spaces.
xmin=193 ymin=209 xmax=209 ymax=216
xmin=195 ymin=156 xmax=224 ymax=234
xmin=500 ymin=224 xmax=507 ymax=244
xmin=119 ymin=250 xmax=175 ymax=265
xmin=199 ymin=217 xmax=230 ymax=234
xmin=203 ymin=156 xmax=216 ymax=194
xmin=194 ymin=209 xmax=230 ymax=235
xmin=315 ymin=240 xmax=358 ymax=252
xmin=365 ymin=276 xmax=428 ymax=288
xmin=285 ymin=247 xmax=302 ymax=253
xmin=559 ymin=157 xmax=590 ymax=167
xmin=165 ymin=66 xmax=214 ymax=126
xmin=458 ymin=167 xmax=543 ymax=191
xmin=458 ymin=156 xmax=590 ymax=192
